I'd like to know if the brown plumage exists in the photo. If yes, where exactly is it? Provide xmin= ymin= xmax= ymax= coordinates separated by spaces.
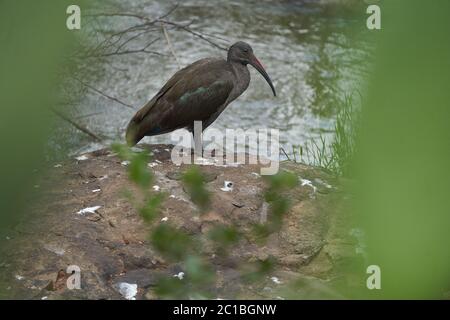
xmin=126 ymin=41 xmax=276 ymax=146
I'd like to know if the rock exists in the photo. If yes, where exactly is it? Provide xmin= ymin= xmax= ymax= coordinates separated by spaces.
xmin=113 ymin=269 xmax=158 ymax=289
xmin=166 ymin=169 xmax=217 ymax=182
xmin=144 ymin=288 xmax=158 ymax=300
xmin=114 ymin=282 xmax=138 ymax=300
xmin=0 ymin=144 xmax=361 ymax=299
xmin=117 ymin=244 xmax=157 ymax=270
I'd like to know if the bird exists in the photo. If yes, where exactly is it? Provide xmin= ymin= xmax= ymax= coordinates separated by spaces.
xmin=125 ymin=41 xmax=276 ymax=146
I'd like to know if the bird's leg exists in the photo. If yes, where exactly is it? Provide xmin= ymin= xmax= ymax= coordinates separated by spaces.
xmin=193 ymin=120 xmax=203 ymax=159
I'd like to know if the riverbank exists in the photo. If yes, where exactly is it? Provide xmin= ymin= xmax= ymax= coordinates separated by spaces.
xmin=0 ymin=144 xmax=364 ymax=299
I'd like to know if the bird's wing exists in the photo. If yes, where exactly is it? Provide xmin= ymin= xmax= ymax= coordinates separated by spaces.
xmin=133 ymin=58 xmax=232 ymax=123
xmin=129 ymin=58 xmax=234 ymax=141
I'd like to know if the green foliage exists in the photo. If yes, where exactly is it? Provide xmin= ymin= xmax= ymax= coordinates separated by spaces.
xmin=0 ymin=0 xmax=86 ymax=231
xmin=128 ymin=152 xmax=152 ymax=188
xmin=208 ymin=225 xmax=241 ymax=252
xmin=354 ymin=0 xmax=450 ymax=298
xmin=252 ymin=223 xmax=272 ymax=243
xmin=112 ymin=143 xmax=152 ymax=188
xmin=154 ymin=256 xmax=216 ymax=299
xmin=150 ymin=224 xmax=194 ymax=261
xmin=116 ymin=147 xmax=299 ymax=298
xmin=241 ymin=256 xmax=276 ymax=283
xmin=111 ymin=143 xmax=133 ymax=161
xmin=295 ymin=94 xmax=359 ymax=177
xmin=140 ymin=194 xmax=164 ymax=223
xmin=154 ymin=276 xmax=187 ymax=299
xmin=185 ymin=255 xmax=216 ymax=286
xmin=182 ymin=166 xmax=210 ymax=212
xmin=253 ymin=171 xmax=298 ymax=242
xmin=267 ymin=198 xmax=290 ymax=229
xmin=153 ymin=256 xmax=216 ymax=299
xmin=296 ymin=136 xmax=334 ymax=171
xmin=332 ymin=94 xmax=358 ymax=176
xmin=264 ymin=171 xmax=298 ymax=193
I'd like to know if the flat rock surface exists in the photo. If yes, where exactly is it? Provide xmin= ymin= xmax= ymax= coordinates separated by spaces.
xmin=0 ymin=144 xmax=364 ymax=299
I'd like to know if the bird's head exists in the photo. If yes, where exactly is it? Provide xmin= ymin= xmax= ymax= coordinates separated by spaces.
xmin=227 ymin=41 xmax=276 ymax=97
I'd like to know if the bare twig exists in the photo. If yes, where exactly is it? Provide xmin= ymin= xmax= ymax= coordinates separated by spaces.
xmin=94 ymin=48 xmax=166 ymax=58
xmin=84 ymin=3 xmax=228 ymax=54
xmin=52 ymin=108 xmax=103 ymax=142
xmin=280 ymin=147 xmax=291 ymax=161
xmin=75 ymin=111 xmax=104 ymax=119
xmin=157 ymin=19 xmax=228 ymax=51
xmin=159 ymin=3 xmax=180 ymax=20
xmin=87 ymin=3 xmax=179 ymax=22
xmin=82 ymin=4 xmax=179 ymax=58
xmin=87 ymin=37 xmax=165 ymax=58
xmin=71 ymin=76 xmax=135 ymax=109
xmin=161 ymin=22 xmax=181 ymax=69
xmin=86 ymin=12 xmax=151 ymax=20
xmin=114 ymin=31 xmax=154 ymax=53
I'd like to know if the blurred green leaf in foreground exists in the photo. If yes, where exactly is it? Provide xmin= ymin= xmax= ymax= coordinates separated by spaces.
xmin=0 ymin=1 xmax=86 ymax=229
xmin=355 ymin=0 xmax=450 ymax=299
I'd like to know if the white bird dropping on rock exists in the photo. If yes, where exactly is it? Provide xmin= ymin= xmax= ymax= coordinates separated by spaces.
xmin=271 ymin=277 xmax=282 ymax=284
xmin=75 ymin=155 xmax=89 ymax=161
xmin=173 ymin=272 xmax=184 ymax=280
xmin=116 ymin=282 xmax=137 ymax=300
xmin=76 ymin=206 xmax=101 ymax=215
xmin=220 ymin=181 xmax=234 ymax=192
xmin=300 ymin=178 xmax=317 ymax=193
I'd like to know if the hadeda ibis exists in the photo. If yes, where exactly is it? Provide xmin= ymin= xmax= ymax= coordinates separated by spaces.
xmin=126 ymin=41 xmax=276 ymax=146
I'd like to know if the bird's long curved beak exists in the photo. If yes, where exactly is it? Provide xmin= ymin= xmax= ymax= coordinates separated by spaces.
xmin=250 ymin=55 xmax=277 ymax=97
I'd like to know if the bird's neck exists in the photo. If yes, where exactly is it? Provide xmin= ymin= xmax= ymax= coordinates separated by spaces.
xmin=228 ymin=59 xmax=247 ymax=71
xmin=228 ymin=60 xmax=250 ymax=97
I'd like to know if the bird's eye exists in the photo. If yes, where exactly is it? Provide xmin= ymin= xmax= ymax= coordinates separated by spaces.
xmin=243 ymin=48 xmax=249 ymax=53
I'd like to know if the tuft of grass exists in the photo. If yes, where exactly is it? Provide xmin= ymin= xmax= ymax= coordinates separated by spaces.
xmin=331 ymin=94 xmax=359 ymax=176
xmin=294 ymin=94 xmax=359 ymax=177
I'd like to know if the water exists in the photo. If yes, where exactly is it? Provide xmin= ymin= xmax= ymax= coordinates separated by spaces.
xmin=54 ymin=0 xmax=371 ymax=159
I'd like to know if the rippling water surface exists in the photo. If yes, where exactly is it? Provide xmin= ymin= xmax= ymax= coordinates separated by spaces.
xmin=55 ymin=0 xmax=372 ymax=158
